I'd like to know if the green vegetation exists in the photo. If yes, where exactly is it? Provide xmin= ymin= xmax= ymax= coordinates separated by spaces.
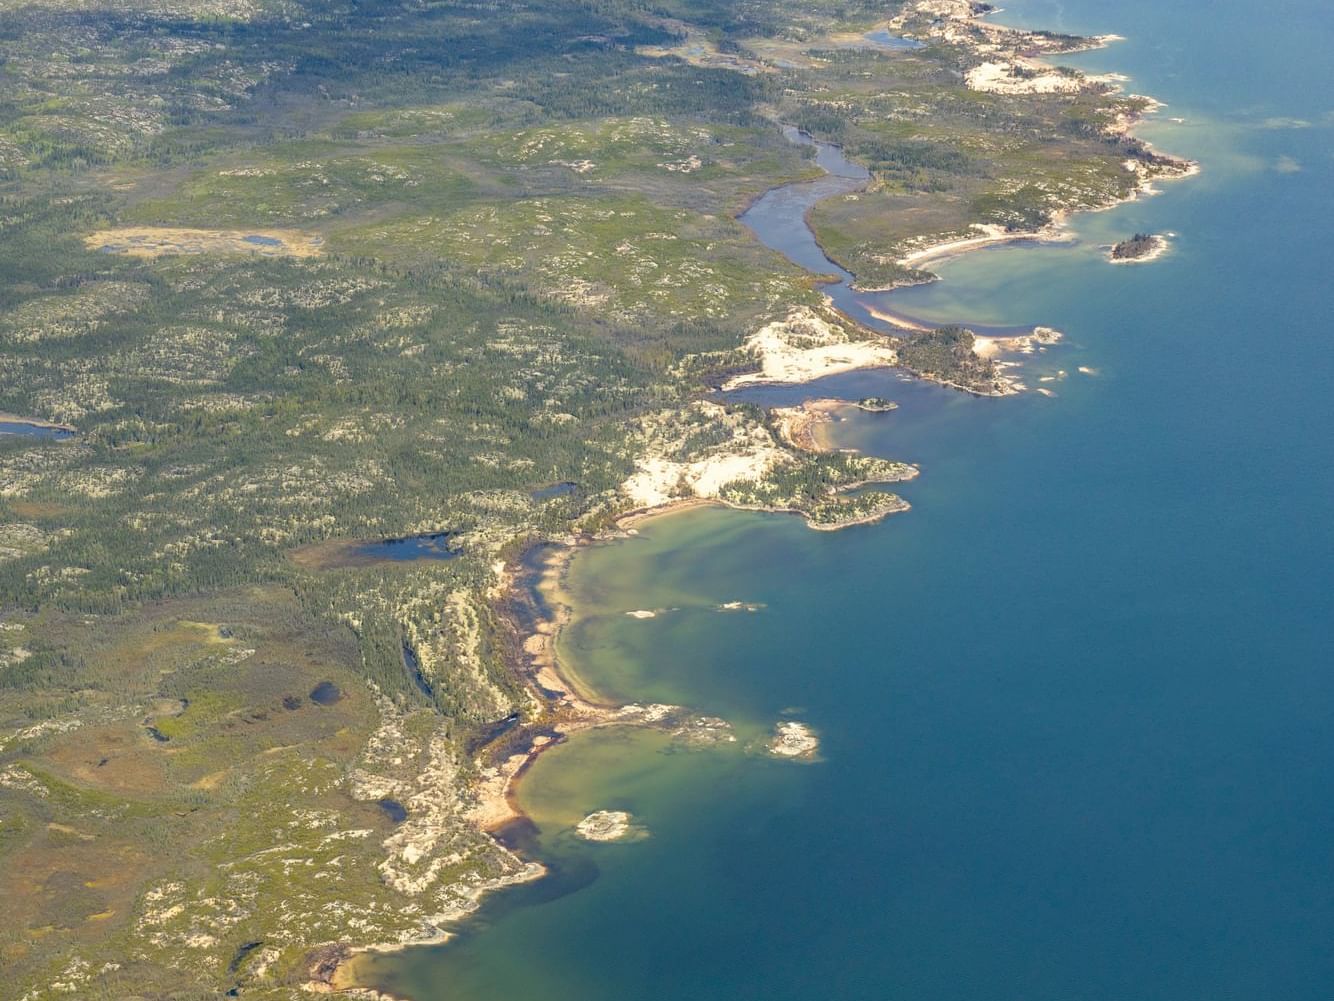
xmin=857 ymin=397 xmax=898 ymax=412
xmin=0 ymin=0 xmax=1181 ymax=993
xmin=897 ymin=325 xmax=997 ymax=390
xmin=1112 ymin=232 xmax=1162 ymax=259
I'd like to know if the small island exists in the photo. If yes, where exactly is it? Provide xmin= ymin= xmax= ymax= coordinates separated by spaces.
xmin=768 ymin=720 xmax=820 ymax=760
xmin=575 ymin=810 xmax=643 ymax=842
xmin=1110 ymin=232 xmax=1168 ymax=263
xmin=856 ymin=397 xmax=899 ymax=412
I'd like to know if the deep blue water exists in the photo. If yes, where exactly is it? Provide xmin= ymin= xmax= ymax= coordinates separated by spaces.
xmin=364 ymin=2 xmax=1334 ymax=997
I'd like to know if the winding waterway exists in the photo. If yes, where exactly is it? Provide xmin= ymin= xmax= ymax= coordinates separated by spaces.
xmin=740 ymin=126 xmax=1047 ymax=338
xmin=361 ymin=1 xmax=1334 ymax=997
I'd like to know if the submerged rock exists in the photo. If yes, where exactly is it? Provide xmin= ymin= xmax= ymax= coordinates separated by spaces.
xmin=672 ymin=714 xmax=736 ymax=748
xmin=575 ymin=810 xmax=643 ymax=842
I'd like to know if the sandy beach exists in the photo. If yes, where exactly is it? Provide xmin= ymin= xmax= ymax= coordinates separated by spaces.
xmin=773 ymin=398 xmax=862 ymax=453
xmin=897 ymin=223 xmax=1075 ymax=270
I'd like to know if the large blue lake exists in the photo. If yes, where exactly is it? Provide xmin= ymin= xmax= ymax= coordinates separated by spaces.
xmin=363 ymin=1 xmax=1334 ymax=996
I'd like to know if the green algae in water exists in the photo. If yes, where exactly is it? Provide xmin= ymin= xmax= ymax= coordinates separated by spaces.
xmin=356 ymin=722 xmax=811 ymax=999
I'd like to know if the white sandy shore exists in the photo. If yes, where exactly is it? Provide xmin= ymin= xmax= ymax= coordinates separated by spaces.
xmin=897 ymin=223 xmax=1074 ymax=269
xmin=722 ymin=307 xmax=898 ymax=389
xmin=879 ymin=0 xmax=1197 ymax=282
xmin=772 ymin=398 xmax=858 ymax=453
xmin=971 ymin=326 xmax=1063 ymax=360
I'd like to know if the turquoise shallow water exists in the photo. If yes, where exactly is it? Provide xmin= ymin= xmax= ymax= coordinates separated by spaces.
xmin=363 ymin=1 xmax=1334 ymax=997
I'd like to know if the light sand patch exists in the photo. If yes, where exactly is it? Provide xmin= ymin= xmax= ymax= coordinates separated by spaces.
xmin=723 ymin=307 xmax=898 ymax=389
xmin=84 ymin=227 xmax=323 ymax=258
xmin=623 ymin=449 xmax=787 ymax=509
xmin=971 ymin=326 xmax=1062 ymax=359
xmin=468 ymin=741 xmax=551 ymax=830
xmin=575 ymin=810 xmax=645 ymax=842
xmin=768 ymin=721 xmax=819 ymax=759
xmin=898 ymin=223 xmax=1073 ymax=269
xmin=621 ymin=402 xmax=795 ymax=509
xmin=966 ymin=60 xmax=1085 ymax=94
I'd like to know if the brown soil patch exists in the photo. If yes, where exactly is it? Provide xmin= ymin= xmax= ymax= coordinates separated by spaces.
xmin=43 ymin=724 xmax=170 ymax=796
xmin=84 ymin=226 xmax=323 ymax=258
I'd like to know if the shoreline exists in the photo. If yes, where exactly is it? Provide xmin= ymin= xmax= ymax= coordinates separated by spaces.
xmin=849 ymin=1 xmax=1199 ymax=294
xmin=332 ymin=478 xmax=916 ymax=990
xmin=326 ymin=5 xmax=1201 ymax=996
xmin=773 ymin=397 xmax=901 ymax=453
xmin=895 ymin=222 xmax=1075 ymax=271
xmin=326 ymin=521 xmax=688 ymax=997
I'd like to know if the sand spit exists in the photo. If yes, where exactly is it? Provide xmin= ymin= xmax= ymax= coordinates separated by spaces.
xmin=897 ymin=222 xmax=1074 ymax=270
xmin=971 ymin=326 xmax=1063 ymax=360
xmin=879 ymin=0 xmax=1197 ymax=278
xmin=468 ymin=544 xmax=743 ymax=840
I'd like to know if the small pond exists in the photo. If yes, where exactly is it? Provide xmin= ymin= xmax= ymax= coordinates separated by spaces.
xmin=352 ymin=532 xmax=457 ymax=562
xmin=0 ymin=420 xmax=74 ymax=440
xmin=309 ymin=681 xmax=343 ymax=706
